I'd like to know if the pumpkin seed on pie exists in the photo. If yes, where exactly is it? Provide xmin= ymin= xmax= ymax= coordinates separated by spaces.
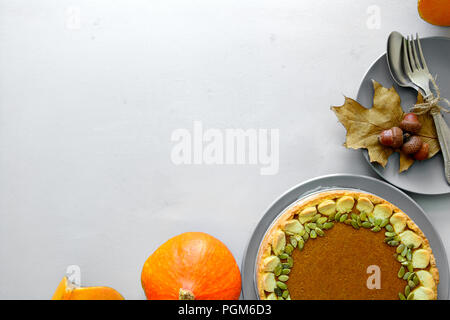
xmin=257 ymin=190 xmax=439 ymax=300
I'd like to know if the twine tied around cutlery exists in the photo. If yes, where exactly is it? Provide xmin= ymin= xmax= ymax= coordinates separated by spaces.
xmin=410 ymin=75 xmax=450 ymax=115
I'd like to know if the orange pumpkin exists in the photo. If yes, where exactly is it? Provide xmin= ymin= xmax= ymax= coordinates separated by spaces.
xmin=52 ymin=276 xmax=124 ymax=300
xmin=418 ymin=0 xmax=450 ymax=26
xmin=141 ymin=232 xmax=241 ymax=300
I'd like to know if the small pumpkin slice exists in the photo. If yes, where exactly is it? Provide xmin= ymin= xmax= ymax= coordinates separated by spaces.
xmin=52 ymin=276 xmax=124 ymax=300
xmin=272 ymin=230 xmax=286 ymax=255
xmin=283 ymin=220 xmax=304 ymax=235
xmin=371 ymin=204 xmax=393 ymax=220
xmin=411 ymin=286 xmax=435 ymax=300
xmin=52 ymin=276 xmax=73 ymax=300
xmin=336 ymin=196 xmax=354 ymax=213
xmin=390 ymin=212 xmax=407 ymax=234
xmin=317 ymin=200 xmax=336 ymax=216
xmin=298 ymin=207 xmax=317 ymax=224
xmin=262 ymin=273 xmax=277 ymax=292
xmin=399 ymin=230 xmax=423 ymax=249
xmin=412 ymin=249 xmax=431 ymax=269
xmin=262 ymin=256 xmax=281 ymax=272
xmin=356 ymin=197 xmax=374 ymax=214
xmin=266 ymin=293 xmax=277 ymax=300
xmin=415 ymin=270 xmax=436 ymax=289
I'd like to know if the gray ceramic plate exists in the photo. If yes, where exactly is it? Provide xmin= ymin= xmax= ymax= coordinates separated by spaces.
xmin=241 ymin=174 xmax=449 ymax=300
xmin=357 ymin=36 xmax=450 ymax=195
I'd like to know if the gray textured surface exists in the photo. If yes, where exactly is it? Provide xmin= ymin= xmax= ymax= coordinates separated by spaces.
xmin=0 ymin=1 xmax=449 ymax=299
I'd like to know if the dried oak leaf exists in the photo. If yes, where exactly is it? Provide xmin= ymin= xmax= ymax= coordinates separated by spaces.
xmin=331 ymin=80 xmax=439 ymax=172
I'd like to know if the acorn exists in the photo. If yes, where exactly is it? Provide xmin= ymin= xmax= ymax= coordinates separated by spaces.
xmin=402 ymin=135 xmax=423 ymax=155
xmin=379 ymin=127 xmax=403 ymax=148
xmin=400 ymin=113 xmax=422 ymax=134
xmin=414 ymin=142 xmax=429 ymax=161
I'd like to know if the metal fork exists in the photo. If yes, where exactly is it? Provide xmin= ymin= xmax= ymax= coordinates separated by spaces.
xmin=403 ymin=34 xmax=450 ymax=184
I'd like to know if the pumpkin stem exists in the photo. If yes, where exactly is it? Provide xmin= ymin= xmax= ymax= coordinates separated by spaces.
xmin=179 ymin=288 xmax=195 ymax=300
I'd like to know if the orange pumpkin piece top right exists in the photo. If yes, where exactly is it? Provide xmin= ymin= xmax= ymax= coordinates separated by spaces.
xmin=418 ymin=0 xmax=450 ymax=26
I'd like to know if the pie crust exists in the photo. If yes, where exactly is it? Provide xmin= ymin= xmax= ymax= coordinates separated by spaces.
xmin=256 ymin=190 xmax=439 ymax=300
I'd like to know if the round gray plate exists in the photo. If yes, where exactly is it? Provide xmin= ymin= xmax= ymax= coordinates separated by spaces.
xmin=357 ymin=36 xmax=450 ymax=195
xmin=241 ymin=174 xmax=449 ymax=300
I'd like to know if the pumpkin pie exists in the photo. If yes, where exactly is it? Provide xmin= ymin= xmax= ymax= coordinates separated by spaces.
xmin=256 ymin=190 xmax=439 ymax=300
